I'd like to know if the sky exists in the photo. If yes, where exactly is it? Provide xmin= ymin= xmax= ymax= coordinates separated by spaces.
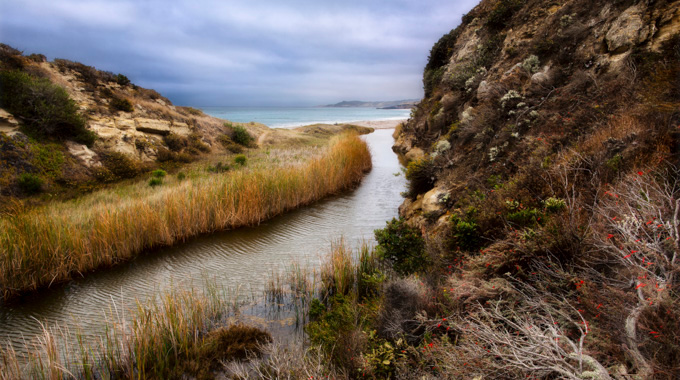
xmin=0 ymin=0 xmax=478 ymax=106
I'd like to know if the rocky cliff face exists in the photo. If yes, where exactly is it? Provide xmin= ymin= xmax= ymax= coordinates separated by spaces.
xmin=389 ymin=0 xmax=680 ymax=377
xmin=395 ymin=0 xmax=680 ymax=227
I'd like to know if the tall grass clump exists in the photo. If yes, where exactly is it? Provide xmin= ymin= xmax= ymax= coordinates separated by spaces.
xmin=0 ymin=284 xmax=270 ymax=379
xmin=0 ymin=133 xmax=372 ymax=300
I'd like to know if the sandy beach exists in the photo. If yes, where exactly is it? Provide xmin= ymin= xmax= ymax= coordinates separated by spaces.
xmin=349 ymin=119 xmax=406 ymax=129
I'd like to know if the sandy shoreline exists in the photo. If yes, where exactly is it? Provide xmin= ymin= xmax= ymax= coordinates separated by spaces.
xmin=348 ymin=119 xmax=406 ymax=129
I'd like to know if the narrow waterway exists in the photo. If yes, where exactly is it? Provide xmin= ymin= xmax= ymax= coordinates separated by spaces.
xmin=0 ymin=129 xmax=406 ymax=354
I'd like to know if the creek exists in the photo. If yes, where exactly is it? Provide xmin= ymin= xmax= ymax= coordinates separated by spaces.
xmin=0 ymin=129 xmax=406 ymax=355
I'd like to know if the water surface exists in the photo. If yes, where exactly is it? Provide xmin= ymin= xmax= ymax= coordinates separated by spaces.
xmin=201 ymin=106 xmax=410 ymax=128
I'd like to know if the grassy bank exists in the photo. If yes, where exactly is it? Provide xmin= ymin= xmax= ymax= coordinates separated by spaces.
xmin=0 ymin=240 xmax=385 ymax=379
xmin=0 ymin=133 xmax=371 ymax=300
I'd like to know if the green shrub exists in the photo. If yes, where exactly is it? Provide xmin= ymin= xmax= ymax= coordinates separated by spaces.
xmin=0 ymin=70 xmax=95 ymax=145
xmin=486 ymin=0 xmax=523 ymax=29
xmin=217 ymin=134 xmax=244 ymax=153
xmin=148 ymin=177 xmax=163 ymax=187
xmin=226 ymin=123 xmax=254 ymax=147
xmin=450 ymin=214 xmax=481 ymax=251
xmin=305 ymin=295 xmax=355 ymax=356
xmin=176 ymin=172 xmax=186 ymax=181
xmin=233 ymin=154 xmax=247 ymax=166
xmin=208 ymin=162 xmax=229 ymax=173
xmin=606 ymin=154 xmax=623 ymax=172
xmin=17 ymin=173 xmax=43 ymax=194
xmin=423 ymin=27 xmax=461 ymax=96
xmin=374 ymin=217 xmax=427 ymax=275
xmin=30 ymin=143 xmax=64 ymax=178
xmin=109 ymin=96 xmax=134 ymax=112
xmin=115 ymin=74 xmax=130 ymax=86
xmin=507 ymin=207 xmax=542 ymax=227
xmin=151 ymin=169 xmax=167 ymax=178
xmin=309 ymin=298 xmax=325 ymax=320
xmin=544 ymin=197 xmax=567 ymax=213
xmin=405 ymin=158 xmax=436 ymax=197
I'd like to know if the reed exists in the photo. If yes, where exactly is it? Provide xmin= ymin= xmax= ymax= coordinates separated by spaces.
xmin=1 ymin=241 xmax=384 ymax=379
xmin=0 ymin=133 xmax=372 ymax=300
xmin=0 ymin=284 xmax=244 ymax=379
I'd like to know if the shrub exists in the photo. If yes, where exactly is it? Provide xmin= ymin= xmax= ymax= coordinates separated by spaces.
xmin=163 ymin=133 xmax=187 ymax=152
xmin=507 ymin=207 xmax=542 ymax=227
xmin=188 ymin=133 xmax=210 ymax=153
xmin=101 ymin=151 xmax=140 ymax=179
xmin=115 ymin=74 xmax=130 ymax=86
xmin=53 ymin=59 xmax=98 ymax=86
xmin=17 ymin=173 xmax=43 ymax=194
xmin=155 ymin=147 xmax=175 ymax=162
xmin=200 ymin=324 xmax=272 ymax=362
xmin=109 ymin=96 xmax=134 ymax=112
xmin=0 ymin=70 xmax=95 ymax=145
xmin=450 ymin=214 xmax=481 ymax=251
xmin=176 ymin=172 xmax=186 ymax=181
xmin=309 ymin=298 xmax=326 ymax=320
xmin=375 ymin=217 xmax=427 ymax=275
xmin=405 ymin=158 xmax=436 ymax=197
xmin=207 ymin=161 xmax=229 ymax=173
xmin=544 ymin=197 xmax=566 ymax=213
xmin=233 ymin=154 xmax=247 ymax=166
xmin=151 ymin=169 xmax=167 ymax=178
xmin=217 ymin=134 xmax=244 ymax=153
xmin=226 ymin=123 xmax=254 ymax=147
xmin=424 ymin=28 xmax=461 ymax=96
xmin=486 ymin=0 xmax=523 ymax=29
xmin=148 ymin=177 xmax=163 ymax=187
xmin=521 ymin=55 xmax=541 ymax=73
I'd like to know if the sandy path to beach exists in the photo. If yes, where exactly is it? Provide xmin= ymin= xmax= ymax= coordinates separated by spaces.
xmin=349 ymin=119 xmax=406 ymax=129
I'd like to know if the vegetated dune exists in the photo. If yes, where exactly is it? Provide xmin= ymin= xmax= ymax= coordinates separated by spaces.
xmin=0 ymin=132 xmax=371 ymax=300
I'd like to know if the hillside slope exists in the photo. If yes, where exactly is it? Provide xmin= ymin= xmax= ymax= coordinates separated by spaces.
xmin=0 ymin=45 xmax=269 ymax=205
xmin=387 ymin=0 xmax=679 ymax=378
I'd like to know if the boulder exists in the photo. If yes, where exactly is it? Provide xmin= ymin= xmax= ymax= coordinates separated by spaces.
xmin=605 ymin=4 xmax=648 ymax=54
xmin=421 ymin=187 xmax=449 ymax=214
xmin=404 ymin=147 xmax=425 ymax=162
xmin=66 ymin=141 xmax=100 ymax=167
xmin=531 ymin=65 xmax=553 ymax=86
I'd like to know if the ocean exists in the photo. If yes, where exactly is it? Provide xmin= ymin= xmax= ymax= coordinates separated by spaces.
xmin=199 ymin=106 xmax=411 ymax=128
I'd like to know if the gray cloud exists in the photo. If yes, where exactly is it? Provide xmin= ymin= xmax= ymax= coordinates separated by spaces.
xmin=0 ymin=0 xmax=478 ymax=106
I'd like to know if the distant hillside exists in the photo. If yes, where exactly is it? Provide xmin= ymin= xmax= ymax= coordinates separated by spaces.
xmin=0 ymin=44 xmax=268 ymax=204
xmin=323 ymin=99 xmax=418 ymax=109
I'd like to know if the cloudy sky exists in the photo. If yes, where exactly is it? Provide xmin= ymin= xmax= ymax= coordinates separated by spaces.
xmin=0 ymin=0 xmax=477 ymax=106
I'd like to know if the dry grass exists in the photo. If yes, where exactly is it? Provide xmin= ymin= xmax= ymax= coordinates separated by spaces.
xmin=0 ymin=133 xmax=372 ymax=300
xmin=0 ymin=283 xmax=265 ymax=379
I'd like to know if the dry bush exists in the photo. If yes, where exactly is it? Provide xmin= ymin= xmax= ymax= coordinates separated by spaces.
xmin=585 ymin=166 xmax=680 ymax=378
xmin=637 ymin=301 xmax=680 ymax=379
xmin=224 ymin=341 xmax=347 ymax=379
xmin=455 ymin=283 xmax=611 ymax=380
xmin=378 ymin=277 xmax=430 ymax=343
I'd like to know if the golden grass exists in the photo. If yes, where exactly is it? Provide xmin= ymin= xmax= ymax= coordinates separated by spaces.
xmin=0 ymin=284 xmax=240 ymax=379
xmin=0 ymin=133 xmax=372 ymax=300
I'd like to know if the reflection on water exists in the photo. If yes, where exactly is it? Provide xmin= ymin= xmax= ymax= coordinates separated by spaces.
xmin=0 ymin=129 xmax=406 ymax=352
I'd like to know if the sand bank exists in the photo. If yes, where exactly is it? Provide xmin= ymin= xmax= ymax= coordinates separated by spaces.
xmin=349 ymin=119 xmax=406 ymax=129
